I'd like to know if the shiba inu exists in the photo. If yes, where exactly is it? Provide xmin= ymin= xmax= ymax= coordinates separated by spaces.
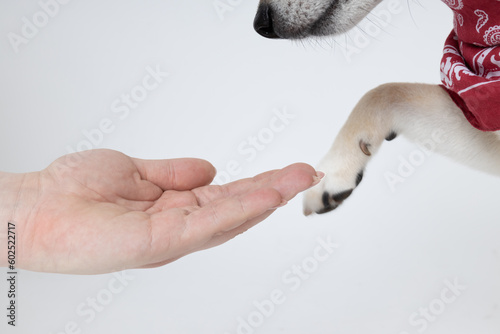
xmin=253 ymin=0 xmax=500 ymax=215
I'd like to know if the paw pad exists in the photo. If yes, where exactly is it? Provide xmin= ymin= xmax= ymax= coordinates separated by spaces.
xmin=318 ymin=189 xmax=354 ymax=214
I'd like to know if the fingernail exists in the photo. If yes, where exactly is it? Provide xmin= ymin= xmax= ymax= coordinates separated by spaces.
xmin=311 ymin=171 xmax=325 ymax=186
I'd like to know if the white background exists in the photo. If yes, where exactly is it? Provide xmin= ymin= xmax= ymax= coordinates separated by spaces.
xmin=1 ymin=0 xmax=500 ymax=333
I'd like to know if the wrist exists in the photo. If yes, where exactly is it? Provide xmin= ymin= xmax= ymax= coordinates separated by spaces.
xmin=0 ymin=171 xmax=40 ymax=267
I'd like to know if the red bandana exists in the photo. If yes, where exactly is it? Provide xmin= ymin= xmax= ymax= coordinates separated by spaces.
xmin=440 ymin=0 xmax=500 ymax=131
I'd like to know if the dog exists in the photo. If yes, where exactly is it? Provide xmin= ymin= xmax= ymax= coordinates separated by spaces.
xmin=253 ymin=0 xmax=500 ymax=215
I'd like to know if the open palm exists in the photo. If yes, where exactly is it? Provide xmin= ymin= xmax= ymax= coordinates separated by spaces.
xmin=16 ymin=149 xmax=318 ymax=274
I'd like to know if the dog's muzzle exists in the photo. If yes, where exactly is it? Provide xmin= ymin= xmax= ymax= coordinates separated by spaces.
xmin=253 ymin=4 xmax=281 ymax=39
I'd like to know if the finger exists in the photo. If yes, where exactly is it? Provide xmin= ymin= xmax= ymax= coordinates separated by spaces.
xmin=194 ymin=163 xmax=319 ymax=205
xmin=191 ymin=169 xmax=278 ymax=204
xmin=133 ymin=158 xmax=216 ymax=191
xmin=182 ymin=187 xmax=283 ymax=249
xmin=266 ymin=163 xmax=319 ymax=200
xmin=197 ymin=210 xmax=276 ymax=251
xmin=139 ymin=209 xmax=278 ymax=269
xmin=131 ymin=188 xmax=282 ymax=267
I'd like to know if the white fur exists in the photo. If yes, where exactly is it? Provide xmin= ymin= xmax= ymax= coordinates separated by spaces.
xmin=261 ymin=0 xmax=383 ymax=38
xmin=303 ymin=83 xmax=500 ymax=215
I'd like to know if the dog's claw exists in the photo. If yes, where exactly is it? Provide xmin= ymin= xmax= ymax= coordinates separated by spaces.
xmin=359 ymin=140 xmax=371 ymax=156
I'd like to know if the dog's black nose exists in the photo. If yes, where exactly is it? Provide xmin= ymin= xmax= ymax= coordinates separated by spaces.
xmin=253 ymin=4 xmax=281 ymax=39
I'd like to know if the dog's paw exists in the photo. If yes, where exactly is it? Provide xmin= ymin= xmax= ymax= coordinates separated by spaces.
xmin=303 ymin=130 xmax=398 ymax=215
xmin=303 ymin=167 xmax=363 ymax=215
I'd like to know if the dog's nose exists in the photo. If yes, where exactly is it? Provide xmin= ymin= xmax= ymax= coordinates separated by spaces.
xmin=253 ymin=4 xmax=281 ymax=39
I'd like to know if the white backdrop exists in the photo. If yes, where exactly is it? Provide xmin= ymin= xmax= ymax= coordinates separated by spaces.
xmin=1 ymin=0 xmax=500 ymax=333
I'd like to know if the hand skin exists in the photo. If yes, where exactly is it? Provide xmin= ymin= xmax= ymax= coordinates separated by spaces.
xmin=0 ymin=149 xmax=321 ymax=275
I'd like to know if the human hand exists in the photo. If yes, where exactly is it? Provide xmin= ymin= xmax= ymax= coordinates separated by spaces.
xmin=0 ymin=149 xmax=321 ymax=275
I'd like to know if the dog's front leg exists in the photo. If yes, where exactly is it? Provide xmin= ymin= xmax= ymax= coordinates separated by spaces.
xmin=303 ymin=83 xmax=500 ymax=215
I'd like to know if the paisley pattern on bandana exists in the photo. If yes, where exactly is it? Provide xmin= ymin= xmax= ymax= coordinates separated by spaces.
xmin=484 ymin=25 xmax=500 ymax=46
xmin=442 ymin=0 xmax=463 ymax=10
xmin=440 ymin=0 xmax=500 ymax=131
xmin=474 ymin=10 xmax=488 ymax=33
